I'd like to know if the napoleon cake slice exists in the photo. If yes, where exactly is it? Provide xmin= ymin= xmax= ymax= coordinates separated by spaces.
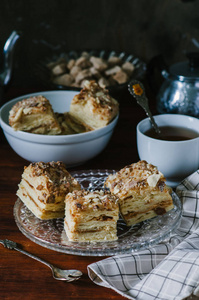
xmin=104 ymin=160 xmax=173 ymax=226
xmin=9 ymin=95 xmax=61 ymax=135
xmin=17 ymin=161 xmax=81 ymax=220
xmin=69 ymin=80 xmax=119 ymax=130
xmin=64 ymin=189 xmax=119 ymax=242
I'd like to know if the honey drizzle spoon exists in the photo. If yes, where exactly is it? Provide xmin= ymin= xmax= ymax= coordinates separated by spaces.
xmin=128 ymin=79 xmax=161 ymax=136
xmin=0 ymin=239 xmax=82 ymax=282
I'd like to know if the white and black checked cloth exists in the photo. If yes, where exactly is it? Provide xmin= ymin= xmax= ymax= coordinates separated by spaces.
xmin=88 ymin=170 xmax=199 ymax=300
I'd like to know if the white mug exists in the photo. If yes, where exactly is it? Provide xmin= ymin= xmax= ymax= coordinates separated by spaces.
xmin=136 ymin=114 xmax=199 ymax=187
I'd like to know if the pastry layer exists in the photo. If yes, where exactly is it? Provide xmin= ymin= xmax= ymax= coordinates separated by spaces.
xmin=17 ymin=161 xmax=81 ymax=219
xmin=119 ymin=195 xmax=174 ymax=226
xmin=56 ymin=112 xmax=92 ymax=134
xmin=17 ymin=187 xmax=65 ymax=219
xmin=69 ymin=80 xmax=119 ymax=130
xmin=64 ymin=189 xmax=119 ymax=242
xmin=64 ymin=222 xmax=118 ymax=242
xmin=105 ymin=160 xmax=173 ymax=226
xmin=9 ymin=95 xmax=61 ymax=135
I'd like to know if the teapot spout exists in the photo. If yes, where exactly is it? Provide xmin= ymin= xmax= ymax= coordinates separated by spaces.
xmin=1 ymin=31 xmax=20 ymax=86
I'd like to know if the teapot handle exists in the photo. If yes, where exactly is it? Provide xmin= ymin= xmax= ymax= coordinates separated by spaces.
xmin=146 ymin=54 xmax=169 ymax=95
xmin=3 ymin=31 xmax=21 ymax=86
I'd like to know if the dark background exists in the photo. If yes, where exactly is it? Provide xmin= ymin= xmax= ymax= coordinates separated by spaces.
xmin=0 ymin=0 xmax=199 ymax=89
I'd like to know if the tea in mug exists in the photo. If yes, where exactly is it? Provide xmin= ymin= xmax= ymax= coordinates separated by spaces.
xmin=144 ymin=126 xmax=199 ymax=141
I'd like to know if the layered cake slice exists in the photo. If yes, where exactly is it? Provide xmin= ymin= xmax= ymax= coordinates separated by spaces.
xmin=104 ymin=160 xmax=173 ymax=226
xmin=9 ymin=95 xmax=61 ymax=135
xmin=64 ymin=190 xmax=119 ymax=242
xmin=17 ymin=161 xmax=81 ymax=219
xmin=69 ymin=80 xmax=119 ymax=130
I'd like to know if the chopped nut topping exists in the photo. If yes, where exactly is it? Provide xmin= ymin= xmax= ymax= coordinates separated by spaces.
xmin=28 ymin=161 xmax=81 ymax=199
xmin=105 ymin=160 xmax=166 ymax=195
xmin=66 ymin=189 xmax=118 ymax=212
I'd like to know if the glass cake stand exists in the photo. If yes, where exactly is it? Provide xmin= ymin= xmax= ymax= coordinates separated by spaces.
xmin=14 ymin=169 xmax=182 ymax=256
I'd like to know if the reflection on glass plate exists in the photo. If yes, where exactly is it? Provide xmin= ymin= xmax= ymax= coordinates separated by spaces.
xmin=14 ymin=169 xmax=182 ymax=256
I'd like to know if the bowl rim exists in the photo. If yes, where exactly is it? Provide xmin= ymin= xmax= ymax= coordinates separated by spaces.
xmin=0 ymin=90 xmax=119 ymax=144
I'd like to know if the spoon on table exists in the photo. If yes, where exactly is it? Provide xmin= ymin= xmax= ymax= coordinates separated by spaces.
xmin=128 ymin=79 xmax=161 ymax=137
xmin=0 ymin=239 xmax=82 ymax=282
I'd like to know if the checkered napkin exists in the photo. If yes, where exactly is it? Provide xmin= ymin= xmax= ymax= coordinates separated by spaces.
xmin=88 ymin=170 xmax=199 ymax=300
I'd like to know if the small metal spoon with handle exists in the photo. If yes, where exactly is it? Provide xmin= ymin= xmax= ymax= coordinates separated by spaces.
xmin=0 ymin=239 xmax=82 ymax=282
xmin=128 ymin=79 xmax=161 ymax=136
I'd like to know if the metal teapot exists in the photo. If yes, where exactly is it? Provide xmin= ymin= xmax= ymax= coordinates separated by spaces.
xmin=148 ymin=53 xmax=199 ymax=117
xmin=0 ymin=31 xmax=20 ymax=87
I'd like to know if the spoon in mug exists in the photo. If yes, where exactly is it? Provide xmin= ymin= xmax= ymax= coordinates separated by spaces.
xmin=128 ymin=79 xmax=161 ymax=137
xmin=0 ymin=239 xmax=82 ymax=282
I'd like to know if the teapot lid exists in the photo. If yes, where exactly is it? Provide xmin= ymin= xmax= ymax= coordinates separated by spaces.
xmin=169 ymin=52 xmax=199 ymax=80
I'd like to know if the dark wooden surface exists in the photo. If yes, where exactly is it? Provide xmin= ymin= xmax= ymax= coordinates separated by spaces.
xmin=0 ymin=85 xmax=150 ymax=300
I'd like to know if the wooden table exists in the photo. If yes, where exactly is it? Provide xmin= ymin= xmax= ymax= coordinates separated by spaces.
xmin=0 ymin=85 xmax=149 ymax=300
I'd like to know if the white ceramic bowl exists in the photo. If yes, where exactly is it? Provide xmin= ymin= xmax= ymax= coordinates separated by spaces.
xmin=0 ymin=91 xmax=118 ymax=167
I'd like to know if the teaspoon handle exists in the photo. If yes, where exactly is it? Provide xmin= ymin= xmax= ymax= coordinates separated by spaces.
xmin=128 ymin=80 xmax=161 ymax=136
xmin=0 ymin=239 xmax=52 ymax=269
xmin=16 ymin=246 xmax=53 ymax=269
xmin=145 ymin=108 xmax=161 ymax=136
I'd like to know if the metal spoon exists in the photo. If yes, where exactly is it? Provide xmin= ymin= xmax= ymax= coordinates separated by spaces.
xmin=128 ymin=79 xmax=161 ymax=136
xmin=0 ymin=239 xmax=82 ymax=282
